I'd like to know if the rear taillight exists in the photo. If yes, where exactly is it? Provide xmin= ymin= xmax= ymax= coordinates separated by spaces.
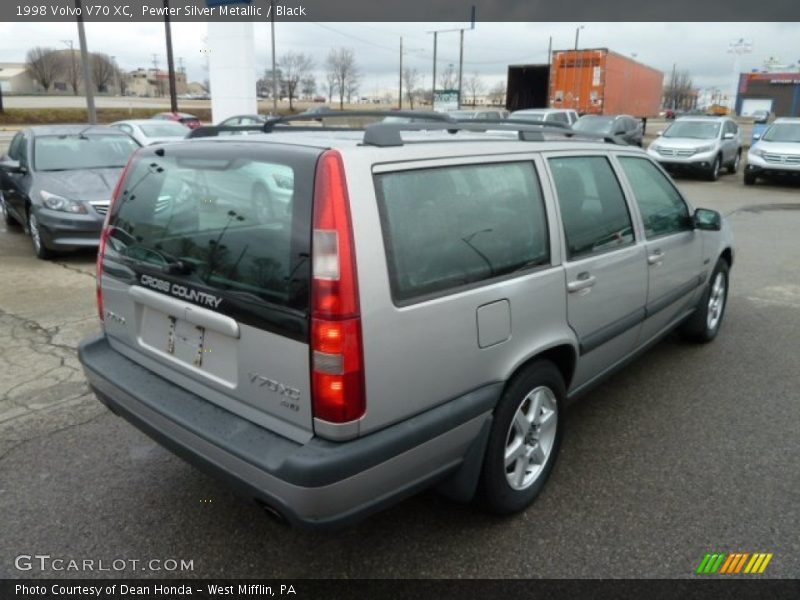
xmin=97 ymin=153 xmax=137 ymax=322
xmin=310 ymin=150 xmax=365 ymax=424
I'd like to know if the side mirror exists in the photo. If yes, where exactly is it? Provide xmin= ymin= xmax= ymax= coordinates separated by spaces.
xmin=0 ymin=158 xmax=25 ymax=174
xmin=693 ymin=208 xmax=722 ymax=231
xmin=656 ymin=130 xmax=663 ymax=137
xmin=723 ymin=132 xmax=735 ymax=139
xmin=752 ymin=132 xmax=761 ymax=141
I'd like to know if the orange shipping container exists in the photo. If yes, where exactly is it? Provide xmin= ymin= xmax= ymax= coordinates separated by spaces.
xmin=549 ymin=49 xmax=663 ymax=117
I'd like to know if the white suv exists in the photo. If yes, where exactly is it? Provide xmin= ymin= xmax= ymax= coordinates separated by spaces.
xmin=744 ymin=118 xmax=800 ymax=185
xmin=647 ymin=116 xmax=742 ymax=181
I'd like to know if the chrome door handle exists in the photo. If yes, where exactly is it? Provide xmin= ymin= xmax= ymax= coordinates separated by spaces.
xmin=567 ymin=273 xmax=597 ymax=293
xmin=648 ymin=250 xmax=664 ymax=265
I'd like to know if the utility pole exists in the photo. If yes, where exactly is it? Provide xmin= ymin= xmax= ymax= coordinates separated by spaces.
xmin=428 ymin=5 xmax=475 ymax=110
xmin=458 ymin=29 xmax=464 ymax=108
xmin=61 ymin=39 xmax=78 ymax=96
xmin=432 ymin=32 xmax=437 ymax=104
xmin=670 ymin=62 xmax=677 ymax=110
xmin=399 ymin=36 xmax=403 ymax=109
xmin=270 ymin=0 xmax=277 ymax=115
xmin=163 ymin=0 xmax=179 ymax=113
xmin=547 ymin=36 xmax=552 ymax=66
xmin=75 ymin=0 xmax=96 ymax=123
xmin=572 ymin=25 xmax=584 ymax=113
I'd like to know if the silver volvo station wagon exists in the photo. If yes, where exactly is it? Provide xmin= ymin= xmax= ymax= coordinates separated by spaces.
xmin=78 ymin=115 xmax=734 ymax=528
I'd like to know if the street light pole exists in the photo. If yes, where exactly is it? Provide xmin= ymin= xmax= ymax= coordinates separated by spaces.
xmin=728 ymin=38 xmax=752 ymax=114
xmin=432 ymin=31 xmax=437 ymax=105
xmin=572 ymin=25 xmax=584 ymax=113
xmin=399 ymin=36 xmax=403 ymax=109
xmin=270 ymin=0 xmax=277 ymax=115
xmin=163 ymin=0 xmax=179 ymax=113
xmin=74 ymin=0 xmax=96 ymax=124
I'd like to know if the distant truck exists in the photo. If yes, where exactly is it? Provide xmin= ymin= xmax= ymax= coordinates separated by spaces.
xmin=506 ymin=49 xmax=664 ymax=118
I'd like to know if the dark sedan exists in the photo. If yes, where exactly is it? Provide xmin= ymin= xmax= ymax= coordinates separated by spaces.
xmin=572 ymin=114 xmax=644 ymax=146
xmin=0 ymin=125 xmax=140 ymax=259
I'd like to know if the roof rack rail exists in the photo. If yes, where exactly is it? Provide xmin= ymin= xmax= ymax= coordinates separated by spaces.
xmin=185 ymin=110 xmax=632 ymax=147
xmin=362 ymin=119 xmax=629 ymax=147
xmin=186 ymin=109 xmax=456 ymax=138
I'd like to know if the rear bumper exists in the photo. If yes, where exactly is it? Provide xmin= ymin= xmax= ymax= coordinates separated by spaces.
xmin=78 ymin=334 xmax=497 ymax=529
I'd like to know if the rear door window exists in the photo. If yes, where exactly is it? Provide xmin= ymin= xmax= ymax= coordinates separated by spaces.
xmin=548 ymin=156 xmax=635 ymax=260
xmin=107 ymin=143 xmax=316 ymax=323
xmin=375 ymin=161 xmax=549 ymax=303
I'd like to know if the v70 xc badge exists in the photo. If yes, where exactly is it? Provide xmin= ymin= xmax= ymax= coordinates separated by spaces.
xmin=247 ymin=373 xmax=300 ymax=401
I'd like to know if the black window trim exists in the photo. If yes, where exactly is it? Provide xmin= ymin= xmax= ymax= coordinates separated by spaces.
xmin=616 ymin=154 xmax=694 ymax=241
xmin=373 ymin=159 xmax=553 ymax=307
xmin=546 ymin=153 xmax=638 ymax=263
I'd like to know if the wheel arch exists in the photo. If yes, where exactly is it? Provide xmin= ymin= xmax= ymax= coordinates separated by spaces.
xmin=506 ymin=342 xmax=578 ymax=396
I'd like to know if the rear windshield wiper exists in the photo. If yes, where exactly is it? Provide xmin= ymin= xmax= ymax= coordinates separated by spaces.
xmin=117 ymin=242 xmax=196 ymax=275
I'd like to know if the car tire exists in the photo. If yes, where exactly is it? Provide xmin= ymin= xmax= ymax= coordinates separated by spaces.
xmin=679 ymin=258 xmax=730 ymax=343
xmin=743 ymin=171 xmax=757 ymax=186
xmin=1 ymin=191 xmax=17 ymax=227
xmin=27 ymin=210 xmax=54 ymax=260
xmin=477 ymin=360 xmax=564 ymax=515
xmin=706 ymin=155 xmax=721 ymax=181
xmin=727 ymin=151 xmax=741 ymax=174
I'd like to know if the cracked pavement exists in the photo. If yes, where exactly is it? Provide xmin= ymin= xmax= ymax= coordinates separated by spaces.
xmin=0 ymin=222 xmax=103 ymax=460
xmin=0 ymin=175 xmax=798 ymax=579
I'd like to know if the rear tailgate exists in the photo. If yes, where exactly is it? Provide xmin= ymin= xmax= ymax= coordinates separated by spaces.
xmin=99 ymin=141 xmax=320 ymax=443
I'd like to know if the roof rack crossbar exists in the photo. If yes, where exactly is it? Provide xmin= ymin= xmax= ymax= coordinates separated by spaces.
xmin=362 ymin=120 xmax=627 ymax=147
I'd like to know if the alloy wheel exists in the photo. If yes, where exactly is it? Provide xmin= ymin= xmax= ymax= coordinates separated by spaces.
xmin=706 ymin=271 xmax=726 ymax=332
xmin=504 ymin=386 xmax=558 ymax=491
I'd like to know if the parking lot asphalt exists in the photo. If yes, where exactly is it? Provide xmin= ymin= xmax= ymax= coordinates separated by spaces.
xmin=0 ymin=171 xmax=798 ymax=579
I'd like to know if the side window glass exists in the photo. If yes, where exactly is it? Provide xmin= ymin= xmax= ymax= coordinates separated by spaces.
xmin=551 ymin=112 xmax=568 ymax=124
xmin=618 ymin=157 xmax=691 ymax=239
xmin=548 ymin=156 xmax=635 ymax=260
xmin=7 ymin=133 xmax=22 ymax=160
xmin=18 ymin=135 xmax=29 ymax=166
xmin=376 ymin=162 xmax=550 ymax=303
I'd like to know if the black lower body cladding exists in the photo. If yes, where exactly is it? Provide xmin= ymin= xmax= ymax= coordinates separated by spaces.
xmin=78 ymin=334 xmax=499 ymax=528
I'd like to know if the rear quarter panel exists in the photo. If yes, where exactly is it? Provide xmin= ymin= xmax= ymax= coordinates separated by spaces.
xmin=341 ymin=150 xmax=577 ymax=436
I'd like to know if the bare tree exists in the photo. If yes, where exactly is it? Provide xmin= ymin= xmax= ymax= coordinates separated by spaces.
xmin=663 ymin=69 xmax=696 ymax=111
xmin=58 ymin=48 xmax=81 ymax=95
xmin=277 ymin=52 xmax=313 ymax=111
xmin=25 ymin=47 xmax=63 ymax=92
xmin=91 ymin=53 xmax=116 ymax=93
xmin=402 ymin=67 xmax=420 ymax=109
xmin=438 ymin=63 xmax=458 ymax=90
xmin=464 ymin=72 xmax=484 ymax=106
xmin=326 ymin=47 xmax=359 ymax=109
xmin=488 ymin=81 xmax=506 ymax=106
xmin=301 ymin=75 xmax=317 ymax=99
xmin=257 ymin=68 xmax=283 ymax=99
xmin=325 ymin=71 xmax=336 ymax=103
xmin=346 ymin=79 xmax=359 ymax=104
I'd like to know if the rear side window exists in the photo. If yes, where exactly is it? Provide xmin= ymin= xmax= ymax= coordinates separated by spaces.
xmin=376 ymin=161 xmax=549 ymax=303
xmin=548 ymin=156 xmax=635 ymax=260
xmin=107 ymin=143 xmax=315 ymax=313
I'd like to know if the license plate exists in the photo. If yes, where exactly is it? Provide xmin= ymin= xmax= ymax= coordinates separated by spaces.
xmin=167 ymin=316 xmax=206 ymax=367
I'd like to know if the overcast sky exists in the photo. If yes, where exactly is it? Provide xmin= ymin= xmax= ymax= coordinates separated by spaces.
xmin=0 ymin=21 xmax=798 ymax=96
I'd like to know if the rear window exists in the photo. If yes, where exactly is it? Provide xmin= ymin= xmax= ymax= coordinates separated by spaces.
xmin=34 ymin=134 xmax=139 ymax=171
xmin=139 ymin=123 xmax=189 ymax=137
xmin=107 ymin=143 xmax=315 ymax=314
xmin=376 ymin=161 xmax=549 ymax=303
